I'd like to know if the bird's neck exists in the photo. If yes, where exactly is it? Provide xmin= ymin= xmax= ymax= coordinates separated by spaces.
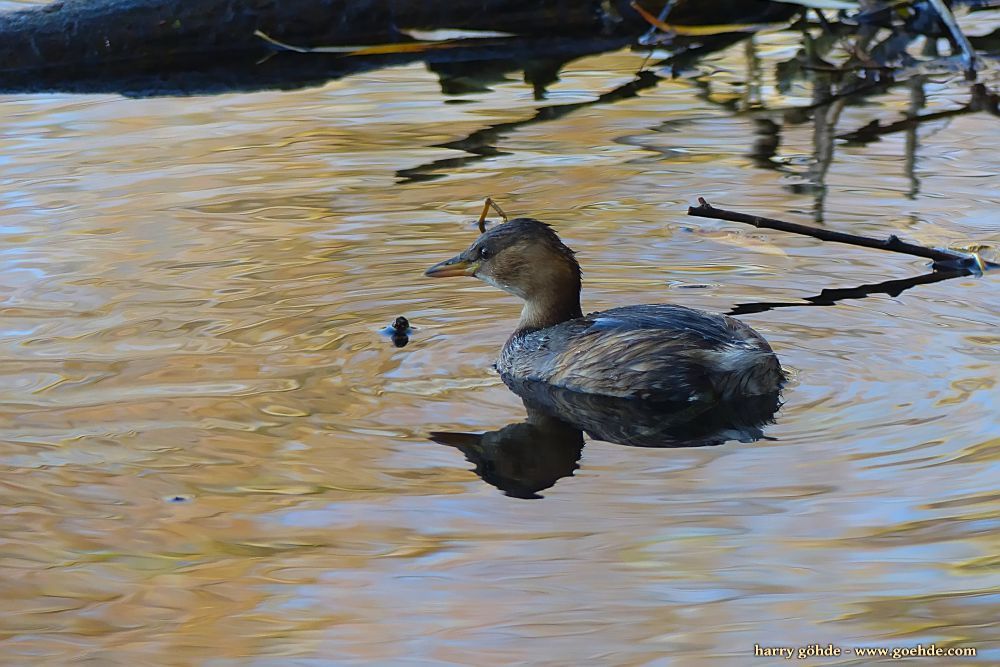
xmin=515 ymin=282 xmax=583 ymax=335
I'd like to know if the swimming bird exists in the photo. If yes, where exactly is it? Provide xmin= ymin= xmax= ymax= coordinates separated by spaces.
xmin=425 ymin=218 xmax=784 ymax=402
xmin=381 ymin=315 xmax=412 ymax=347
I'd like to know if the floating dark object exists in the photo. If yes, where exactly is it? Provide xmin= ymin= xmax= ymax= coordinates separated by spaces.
xmin=381 ymin=316 xmax=413 ymax=348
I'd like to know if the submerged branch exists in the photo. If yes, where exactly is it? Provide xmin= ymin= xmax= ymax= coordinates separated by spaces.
xmin=687 ymin=198 xmax=994 ymax=274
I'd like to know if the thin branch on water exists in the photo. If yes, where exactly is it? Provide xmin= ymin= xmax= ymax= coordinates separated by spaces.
xmin=687 ymin=198 xmax=994 ymax=274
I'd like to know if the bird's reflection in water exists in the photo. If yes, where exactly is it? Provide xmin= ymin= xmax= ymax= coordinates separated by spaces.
xmin=430 ymin=380 xmax=781 ymax=499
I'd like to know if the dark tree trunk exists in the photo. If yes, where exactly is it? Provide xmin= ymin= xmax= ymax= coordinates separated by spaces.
xmin=0 ymin=0 xmax=647 ymax=72
xmin=0 ymin=0 xmax=798 ymax=95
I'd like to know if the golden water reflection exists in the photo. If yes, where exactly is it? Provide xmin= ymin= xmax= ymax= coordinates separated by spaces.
xmin=0 ymin=28 xmax=998 ymax=664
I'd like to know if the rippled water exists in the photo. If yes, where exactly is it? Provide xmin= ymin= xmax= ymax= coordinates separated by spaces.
xmin=0 ymin=19 xmax=998 ymax=665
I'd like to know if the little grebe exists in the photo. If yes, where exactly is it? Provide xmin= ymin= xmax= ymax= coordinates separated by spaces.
xmin=425 ymin=218 xmax=784 ymax=402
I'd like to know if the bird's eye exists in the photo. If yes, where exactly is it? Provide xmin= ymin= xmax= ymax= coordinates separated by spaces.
xmin=479 ymin=246 xmax=491 ymax=260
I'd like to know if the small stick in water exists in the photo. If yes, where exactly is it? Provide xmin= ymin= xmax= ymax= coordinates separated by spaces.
xmin=478 ymin=197 xmax=509 ymax=233
xmin=687 ymin=198 xmax=994 ymax=274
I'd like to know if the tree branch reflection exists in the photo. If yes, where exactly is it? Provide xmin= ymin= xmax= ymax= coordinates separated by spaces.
xmin=727 ymin=269 xmax=967 ymax=317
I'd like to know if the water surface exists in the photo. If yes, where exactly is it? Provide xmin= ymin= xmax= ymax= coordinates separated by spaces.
xmin=0 ymin=20 xmax=998 ymax=665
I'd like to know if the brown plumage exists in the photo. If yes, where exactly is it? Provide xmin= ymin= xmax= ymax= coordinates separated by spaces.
xmin=426 ymin=218 xmax=784 ymax=402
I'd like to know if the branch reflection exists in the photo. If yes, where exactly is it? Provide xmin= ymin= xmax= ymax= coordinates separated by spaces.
xmin=727 ymin=269 xmax=967 ymax=316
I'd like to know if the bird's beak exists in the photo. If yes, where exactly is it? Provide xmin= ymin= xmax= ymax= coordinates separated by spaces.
xmin=424 ymin=254 xmax=480 ymax=278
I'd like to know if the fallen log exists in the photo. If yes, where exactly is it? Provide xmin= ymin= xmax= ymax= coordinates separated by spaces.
xmin=0 ymin=0 xmax=638 ymax=73
xmin=0 ymin=35 xmax=632 ymax=96
xmin=0 ymin=0 xmax=651 ymax=75
xmin=0 ymin=0 xmax=805 ymax=74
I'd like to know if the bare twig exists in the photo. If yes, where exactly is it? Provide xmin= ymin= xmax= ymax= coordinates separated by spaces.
xmin=254 ymin=29 xmax=480 ymax=56
xmin=629 ymin=1 xmax=782 ymax=37
xmin=477 ymin=197 xmax=508 ymax=233
xmin=687 ymin=198 xmax=994 ymax=273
